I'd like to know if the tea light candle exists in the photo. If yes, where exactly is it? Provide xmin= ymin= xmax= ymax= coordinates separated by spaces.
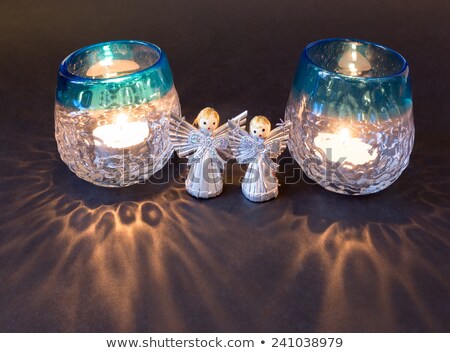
xmin=93 ymin=113 xmax=149 ymax=149
xmin=314 ymin=128 xmax=378 ymax=165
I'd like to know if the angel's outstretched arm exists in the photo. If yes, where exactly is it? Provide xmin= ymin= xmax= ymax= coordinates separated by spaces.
xmin=214 ymin=110 xmax=248 ymax=138
xmin=212 ymin=111 xmax=248 ymax=158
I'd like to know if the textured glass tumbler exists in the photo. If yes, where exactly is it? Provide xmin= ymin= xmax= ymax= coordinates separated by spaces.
xmin=55 ymin=40 xmax=181 ymax=187
xmin=285 ymin=38 xmax=414 ymax=195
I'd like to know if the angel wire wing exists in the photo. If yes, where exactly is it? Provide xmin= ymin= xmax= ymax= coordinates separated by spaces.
xmin=169 ymin=113 xmax=199 ymax=157
xmin=264 ymin=120 xmax=291 ymax=158
xmin=227 ymin=120 xmax=259 ymax=164
xmin=213 ymin=110 xmax=248 ymax=138
xmin=213 ymin=110 xmax=248 ymax=158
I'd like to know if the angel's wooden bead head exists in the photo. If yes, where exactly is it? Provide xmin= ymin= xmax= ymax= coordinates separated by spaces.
xmin=194 ymin=107 xmax=220 ymax=133
xmin=249 ymin=116 xmax=271 ymax=139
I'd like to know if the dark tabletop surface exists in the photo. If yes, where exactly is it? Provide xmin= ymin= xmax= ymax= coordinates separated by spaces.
xmin=0 ymin=0 xmax=449 ymax=332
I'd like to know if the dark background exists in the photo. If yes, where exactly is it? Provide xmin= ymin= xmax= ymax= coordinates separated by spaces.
xmin=0 ymin=0 xmax=449 ymax=332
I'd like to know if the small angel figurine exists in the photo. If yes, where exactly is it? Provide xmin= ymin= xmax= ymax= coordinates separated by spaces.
xmin=170 ymin=108 xmax=247 ymax=199
xmin=228 ymin=116 xmax=290 ymax=202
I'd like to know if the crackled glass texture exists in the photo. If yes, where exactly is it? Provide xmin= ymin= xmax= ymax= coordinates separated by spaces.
xmin=285 ymin=38 xmax=414 ymax=195
xmin=55 ymin=40 xmax=181 ymax=187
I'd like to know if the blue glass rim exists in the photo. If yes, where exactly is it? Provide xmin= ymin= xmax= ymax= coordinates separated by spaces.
xmin=304 ymin=38 xmax=409 ymax=80
xmin=58 ymin=40 xmax=165 ymax=83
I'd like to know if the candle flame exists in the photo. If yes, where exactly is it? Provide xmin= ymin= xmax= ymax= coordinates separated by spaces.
xmin=337 ymin=43 xmax=372 ymax=76
xmin=99 ymin=58 xmax=113 ymax=67
xmin=348 ymin=63 xmax=358 ymax=76
xmin=116 ymin=113 xmax=128 ymax=126
xmin=350 ymin=44 xmax=358 ymax=75
xmin=339 ymin=127 xmax=351 ymax=143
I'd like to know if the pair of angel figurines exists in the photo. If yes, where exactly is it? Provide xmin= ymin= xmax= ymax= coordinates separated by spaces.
xmin=169 ymin=108 xmax=290 ymax=202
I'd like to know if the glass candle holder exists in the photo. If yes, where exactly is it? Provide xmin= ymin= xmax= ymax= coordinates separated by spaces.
xmin=285 ymin=38 xmax=414 ymax=195
xmin=55 ymin=40 xmax=181 ymax=187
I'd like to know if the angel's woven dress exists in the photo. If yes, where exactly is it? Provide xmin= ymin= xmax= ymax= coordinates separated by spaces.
xmin=186 ymin=133 xmax=223 ymax=198
xmin=241 ymin=139 xmax=279 ymax=202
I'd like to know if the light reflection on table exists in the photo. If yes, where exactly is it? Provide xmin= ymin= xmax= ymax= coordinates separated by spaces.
xmin=0 ymin=135 xmax=449 ymax=332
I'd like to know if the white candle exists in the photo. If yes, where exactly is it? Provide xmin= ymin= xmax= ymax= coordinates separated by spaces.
xmin=314 ymin=128 xmax=378 ymax=165
xmin=93 ymin=114 xmax=149 ymax=149
xmin=86 ymin=59 xmax=140 ymax=78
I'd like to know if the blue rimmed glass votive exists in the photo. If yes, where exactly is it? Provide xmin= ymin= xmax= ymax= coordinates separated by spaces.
xmin=285 ymin=38 xmax=414 ymax=195
xmin=55 ymin=40 xmax=181 ymax=187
